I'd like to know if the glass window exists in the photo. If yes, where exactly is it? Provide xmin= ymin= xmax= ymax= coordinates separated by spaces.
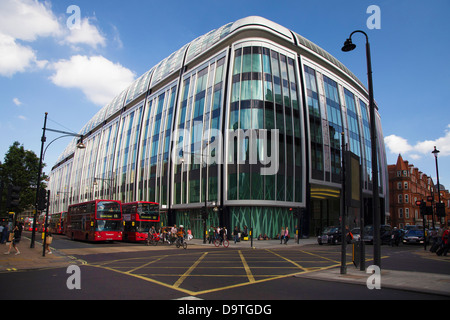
xmin=251 ymin=108 xmax=263 ymax=129
xmin=242 ymin=47 xmax=252 ymax=73
xmin=359 ymin=99 xmax=372 ymax=183
xmin=323 ymin=75 xmax=343 ymax=179
xmin=233 ymin=49 xmax=242 ymax=75
xmin=344 ymin=88 xmax=361 ymax=157
xmin=228 ymin=45 xmax=302 ymax=202
xmin=262 ymin=48 xmax=271 ymax=74
xmin=215 ymin=58 xmax=225 ymax=85
xmin=265 ymin=104 xmax=275 ymax=130
xmin=252 ymin=47 xmax=262 ymax=73
xmin=239 ymin=172 xmax=250 ymax=199
xmin=251 ymin=79 xmax=263 ymax=101
xmin=196 ymin=67 xmax=208 ymax=94
xmin=240 ymin=78 xmax=252 ymax=100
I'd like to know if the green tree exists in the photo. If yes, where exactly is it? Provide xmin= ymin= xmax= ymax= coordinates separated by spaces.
xmin=0 ymin=141 xmax=46 ymax=214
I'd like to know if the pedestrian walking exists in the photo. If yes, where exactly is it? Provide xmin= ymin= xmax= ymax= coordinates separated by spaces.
xmin=441 ymin=226 xmax=449 ymax=256
xmin=390 ymin=227 xmax=401 ymax=247
xmin=1 ymin=224 xmax=8 ymax=244
xmin=284 ymin=227 xmax=289 ymax=244
xmin=4 ymin=225 xmax=21 ymax=255
xmin=44 ymin=231 xmax=53 ymax=254
xmin=233 ymin=226 xmax=240 ymax=244
xmin=208 ymin=226 xmax=214 ymax=244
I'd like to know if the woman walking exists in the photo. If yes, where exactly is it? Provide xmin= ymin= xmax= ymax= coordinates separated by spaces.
xmin=284 ymin=227 xmax=289 ymax=244
xmin=4 ymin=225 xmax=21 ymax=255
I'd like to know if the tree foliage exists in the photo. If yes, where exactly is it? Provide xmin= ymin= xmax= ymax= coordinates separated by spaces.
xmin=0 ymin=141 xmax=46 ymax=213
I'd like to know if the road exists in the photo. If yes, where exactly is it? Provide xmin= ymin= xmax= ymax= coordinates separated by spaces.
xmin=1 ymin=232 xmax=449 ymax=303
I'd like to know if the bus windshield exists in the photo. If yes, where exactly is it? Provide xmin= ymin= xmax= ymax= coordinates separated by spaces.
xmin=138 ymin=203 xmax=159 ymax=220
xmin=96 ymin=220 xmax=122 ymax=232
xmin=96 ymin=201 xmax=121 ymax=219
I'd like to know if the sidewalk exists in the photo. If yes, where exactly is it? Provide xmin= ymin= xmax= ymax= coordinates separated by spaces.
xmin=188 ymin=237 xmax=318 ymax=249
xmin=0 ymin=237 xmax=76 ymax=272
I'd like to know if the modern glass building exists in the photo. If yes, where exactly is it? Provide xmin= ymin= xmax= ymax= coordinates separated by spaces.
xmin=48 ymin=16 xmax=389 ymax=238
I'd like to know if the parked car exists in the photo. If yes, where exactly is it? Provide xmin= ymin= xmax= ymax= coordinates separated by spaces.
xmin=402 ymin=229 xmax=427 ymax=245
xmin=363 ymin=225 xmax=392 ymax=245
xmin=317 ymin=226 xmax=352 ymax=245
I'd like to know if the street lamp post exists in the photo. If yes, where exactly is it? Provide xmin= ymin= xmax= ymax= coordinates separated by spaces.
xmin=342 ymin=30 xmax=381 ymax=267
xmin=432 ymin=146 xmax=442 ymax=224
xmin=30 ymin=112 xmax=85 ymax=248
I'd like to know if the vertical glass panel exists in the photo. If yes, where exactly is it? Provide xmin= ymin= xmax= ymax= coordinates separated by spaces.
xmin=215 ymin=57 xmax=225 ymax=84
xmin=264 ymin=74 xmax=273 ymax=101
xmin=240 ymin=78 xmax=251 ymax=100
xmin=344 ymin=88 xmax=361 ymax=157
xmin=360 ymin=99 xmax=372 ymax=184
xmin=233 ymin=49 xmax=242 ymax=75
xmin=304 ymin=65 xmax=323 ymax=179
xmin=272 ymin=53 xmax=282 ymax=105
xmin=252 ymin=47 xmax=262 ymax=73
xmin=262 ymin=48 xmax=271 ymax=74
xmin=251 ymin=79 xmax=263 ymax=101
xmin=265 ymin=103 xmax=275 ymax=130
xmin=239 ymin=172 xmax=250 ymax=199
xmin=242 ymin=47 xmax=252 ymax=73
xmin=228 ymin=172 xmax=237 ymax=200
xmin=251 ymin=108 xmax=263 ymax=129
xmin=323 ymin=75 xmax=343 ymax=181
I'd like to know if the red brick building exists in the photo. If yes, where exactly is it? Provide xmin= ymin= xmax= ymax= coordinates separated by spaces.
xmin=388 ymin=154 xmax=449 ymax=229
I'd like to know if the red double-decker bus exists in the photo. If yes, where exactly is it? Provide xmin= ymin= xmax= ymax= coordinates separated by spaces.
xmin=49 ymin=212 xmax=67 ymax=234
xmin=67 ymin=200 xmax=123 ymax=242
xmin=122 ymin=201 xmax=160 ymax=241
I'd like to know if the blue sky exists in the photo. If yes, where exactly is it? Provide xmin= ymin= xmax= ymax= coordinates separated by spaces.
xmin=1 ymin=0 xmax=449 ymax=190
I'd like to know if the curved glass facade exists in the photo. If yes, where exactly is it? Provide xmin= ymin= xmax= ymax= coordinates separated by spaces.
xmin=48 ymin=16 xmax=388 ymax=238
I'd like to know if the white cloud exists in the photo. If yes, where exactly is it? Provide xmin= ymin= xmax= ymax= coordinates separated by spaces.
xmin=384 ymin=134 xmax=412 ymax=155
xmin=0 ymin=33 xmax=46 ymax=76
xmin=0 ymin=1 xmax=132 ymax=110
xmin=62 ymin=17 xmax=106 ymax=49
xmin=13 ymin=98 xmax=23 ymax=106
xmin=384 ymin=125 xmax=450 ymax=158
xmin=0 ymin=0 xmax=57 ymax=76
xmin=0 ymin=0 xmax=110 ymax=77
xmin=49 ymin=55 xmax=135 ymax=105
xmin=0 ymin=0 xmax=62 ymax=41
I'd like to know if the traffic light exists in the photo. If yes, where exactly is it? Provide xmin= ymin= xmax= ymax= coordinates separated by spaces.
xmin=415 ymin=200 xmax=426 ymax=216
xmin=6 ymin=185 xmax=21 ymax=209
xmin=38 ymin=188 xmax=48 ymax=211
xmin=436 ymin=203 xmax=446 ymax=217
xmin=290 ymin=207 xmax=300 ymax=218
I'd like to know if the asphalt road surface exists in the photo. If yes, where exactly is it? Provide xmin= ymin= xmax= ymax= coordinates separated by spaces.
xmin=2 ymin=233 xmax=449 ymax=303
